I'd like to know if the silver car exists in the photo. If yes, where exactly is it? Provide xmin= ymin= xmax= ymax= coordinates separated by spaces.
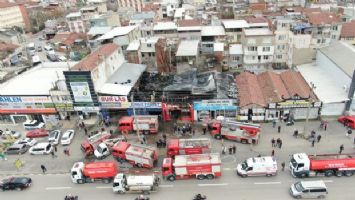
xmin=4 ymin=144 xmax=29 ymax=155
xmin=48 ymin=130 xmax=61 ymax=145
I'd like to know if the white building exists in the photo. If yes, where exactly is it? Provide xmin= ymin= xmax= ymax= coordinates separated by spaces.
xmin=153 ymin=22 xmax=178 ymax=38
xmin=66 ymin=12 xmax=85 ymax=33
xmin=129 ymin=12 xmax=156 ymax=37
xmin=222 ymin=20 xmax=249 ymax=43
xmin=177 ymin=19 xmax=201 ymax=40
xmin=116 ymin=0 xmax=149 ymax=12
xmin=227 ymin=44 xmax=243 ymax=69
xmin=0 ymin=2 xmax=26 ymax=30
xmin=201 ymin=26 xmax=225 ymax=54
xmin=273 ymin=17 xmax=293 ymax=69
xmin=242 ymin=28 xmax=274 ymax=73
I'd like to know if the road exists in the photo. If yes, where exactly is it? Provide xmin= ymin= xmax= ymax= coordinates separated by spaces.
xmin=1 ymin=169 xmax=355 ymax=200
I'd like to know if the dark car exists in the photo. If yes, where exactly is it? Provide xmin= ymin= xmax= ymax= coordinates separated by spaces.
xmin=4 ymin=143 xmax=29 ymax=155
xmin=47 ymin=53 xmax=58 ymax=62
xmin=0 ymin=177 xmax=32 ymax=191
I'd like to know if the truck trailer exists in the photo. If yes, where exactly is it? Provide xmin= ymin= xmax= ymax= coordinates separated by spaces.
xmin=167 ymin=138 xmax=211 ymax=157
xmin=162 ymin=153 xmax=222 ymax=181
xmin=112 ymin=141 xmax=158 ymax=168
xmin=113 ymin=173 xmax=160 ymax=194
xmin=71 ymin=161 xmax=118 ymax=184
xmin=118 ymin=115 xmax=159 ymax=135
xmin=81 ymin=131 xmax=111 ymax=157
xmin=290 ymin=153 xmax=355 ymax=178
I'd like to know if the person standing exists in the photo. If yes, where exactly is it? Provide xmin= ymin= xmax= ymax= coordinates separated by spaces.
xmin=84 ymin=128 xmax=88 ymax=136
xmin=192 ymin=129 xmax=195 ymax=136
xmin=281 ymin=162 xmax=285 ymax=171
xmin=54 ymin=145 xmax=57 ymax=153
xmin=271 ymin=149 xmax=275 ymax=157
xmin=276 ymin=138 xmax=281 ymax=148
xmin=277 ymin=125 xmax=281 ymax=133
xmin=232 ymin=144 xmax=236 ymax=154
xmin=278 ymin=139 xmax=283 ymax=149
xmin=228 ymin=146 xmax=232 ymax=155
xmin=271 ymin=138 xmax=276 ymax=147
xmin=339 ymin=144 xmax=344 ymax=154
xmin=311 ymin=138 xmax=315 ymax=147
xmin=272 ymin=119 xmax=276 ymax=128
xmin=324 ymin=122 xmax=328 ymax=131
xmin=40 ymin=165 xmax=47 ymax=174
xmin=317 ymin=134 xmax=322 ymax=143
xmin=202 ymin=127 xmax=207 ymax=135
xmin=347 ymin=129 xmax=352 ymax=137
xmin=221 ymin=145 xmax=226 ymax=155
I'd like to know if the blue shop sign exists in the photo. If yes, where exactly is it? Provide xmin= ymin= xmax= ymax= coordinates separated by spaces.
xmin=194 ymin=100 xmax=237 ymax=111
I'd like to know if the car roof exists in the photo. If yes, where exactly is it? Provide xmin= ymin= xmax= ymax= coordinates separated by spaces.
xmin=63 ymin=130 xmax=74 ymax=136
xmin=9 ymin=143 xmax=25 ymax=148
xmin=34 ymin=142 xmax=50 ymax=148
xmin=300 ymin=180 xmax=327 ymax=189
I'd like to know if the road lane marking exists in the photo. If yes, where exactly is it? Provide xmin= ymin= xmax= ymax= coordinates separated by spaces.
xmin=223 ymin=168 xmax=231 ymax=170
xmin=160 ymin=185 xmax=174 ymax=188
xmin=96 ymin=186 xmax=112 ymax=189
xmin=198 ymin=183 xmax=228 ymax=187
xmin=254 ymin=182 xmax=281 ymax=185
xmin=46 ymin=187 xmax=71 ymax=190
xmin=323 ymin=180 xmax=334 ymax=183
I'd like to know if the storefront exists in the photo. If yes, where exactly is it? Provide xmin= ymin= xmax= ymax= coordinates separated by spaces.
xmin=266 ymin=99 xmax=321 ymax=121
xmin=193 ymin=99 xmax=238 ymax=121
xmin=0 ymin=96 xmax=59 ymax=125
xmin=128 ymin=102 xmax=162 ymax=116
xmin=237 ymin=106 xmax=266 ymax=122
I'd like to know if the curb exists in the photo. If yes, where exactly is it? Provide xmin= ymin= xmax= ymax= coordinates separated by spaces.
xmin=0 ymin=171 xmax=70 ymax=177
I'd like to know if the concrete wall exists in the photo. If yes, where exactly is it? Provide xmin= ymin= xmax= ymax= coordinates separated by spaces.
xmin=292 ymin=48 xmax=316 ymax=66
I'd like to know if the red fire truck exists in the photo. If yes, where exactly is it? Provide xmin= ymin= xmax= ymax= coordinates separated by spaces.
xmin=81 ymin=131 xmax=111 ymax=157
xmin=70 ymin=161 xmax=118 ymax=184
xmin=167 ymin=138 xmax=211 ymax=157
xmin=118 ymin=115 xmax=159 ymax=134
xmin=112 ymin=141 xmax=158 ymax=168
xmin=162 ymin=153 xmax=222 ymax=181
xmin=208 ymin=120 xmax=261 ymax=144
xmin=290 ymin=153 xmax=355 ymax=177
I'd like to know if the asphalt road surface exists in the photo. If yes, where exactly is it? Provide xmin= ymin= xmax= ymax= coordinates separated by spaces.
xmin=1 ymin=168 xmax=355 ymax=200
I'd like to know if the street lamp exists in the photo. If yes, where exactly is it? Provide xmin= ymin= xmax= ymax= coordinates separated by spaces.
xmin=303 ymin=83 xmax=316 ymax=135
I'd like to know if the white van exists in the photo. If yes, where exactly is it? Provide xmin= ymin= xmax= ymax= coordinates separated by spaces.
xmin=237 ymin=156 xmax=278 ymax=177
xmin=32 ymin=55 xmax=41 ymax=66
xmin=290 ymin=180 xmax=328 ymax=199
xmin=27 ymin=43 xmax=36 ymax=56
xmin=44 ymin=45 xmax=55 ymax=55
xmin=29 ymin=143 xmax=53 ymax=155
xmin=23 ymin=120 xmax=45 ymax=130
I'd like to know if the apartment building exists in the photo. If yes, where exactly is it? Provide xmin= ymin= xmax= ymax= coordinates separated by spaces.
xmin=273 ymin=17 xmax=293 ymax=69
xmin=129 ymin=11 xmax=156 ymax=37
xmin=177 ymin=19 xmax=201 ymax=40
xmin=305 ymin=11 xmax=342 ymax=48
xmin=201 ymin=26 xmax=226 ymax=54
xmin=288 ymin=23 xmax=313 ymax=66
xmin=340 ymin=20 xmax=355 ymax=41
xmin=161 ymin=0 xmax=180 ymax=18
xmin=116 ymin=0 xmax=150 ymax=12
xmin=242 ymin=28 xmax=274 ymax=73
xmin=66 ymin=12 xmax=86 ymax=33
xmin=222 ymin=20 xmax=249 ymax=43
xmin=0 ymin=2 xmax=27 ymax=30
xmin=153 ymin=22 xmax=178 ymax=38
xmin=89 ymin=11 xmax=121 ymax=28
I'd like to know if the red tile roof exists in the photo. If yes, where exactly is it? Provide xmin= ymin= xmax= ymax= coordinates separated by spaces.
xmin=257 ymin=71 xmax=290 ymax=103
xmin=306 ymin=12 xmax=340 ymax=25
xmin=280 ymin=70 xmax=316 ymax=100
xmin=303 ymin=7 xmax=321 ymax=15
xmin=0 ymin=41 xmax=18 ymax=51
xmin=71 ymin=43 xmax=119 ymax=71
xmin=236 ymin=72 xmax=266 ymax=107
xmin=142 ymin=3 xmax=160 ymax=12
xmin=177 ymin=19 xmax=201 ymax=27
xmin=245 ymin=16 xmax=269 ymax=24
xmin=0 ymin=1 xmax=16 ymax=8
xmin=249 ymin=3 xmax=267 ymax=12
xmin=341 ymin=20 xmax=355 ymax=38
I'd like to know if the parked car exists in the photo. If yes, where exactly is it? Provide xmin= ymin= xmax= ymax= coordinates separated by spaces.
xmin=0 ymin=177 xmax=32 ymax=191
xmin=48 ymin=130 xmax=61 ymax=145
xmin=29 ymin=143 xmax=53 ymax=155
xmin=4 ymin=144 xmax=29 ymax=155
xmin=14 ymin=138 xmax=37 ymax=147
xmin=37 ymin=46 xmax=42 ymax=52
xmin=44 ymin=45 xmax=55 ymax=54
xmin=47 ymin=53 xmax=58 ymax=62
xmin=61 ymin=130 xmax=75 ymax=145
xmin=23 ymin=120 xmax=45 ymax=130
xmin=1 ymin=130 xmax=21 ymax=139
xmin=338 ymin=116 xmax=355 ymax=129
xmin=26 ymin=129 xmax=49 ymax=138
xmin=289 ymin=180 xmax=328 ymax=199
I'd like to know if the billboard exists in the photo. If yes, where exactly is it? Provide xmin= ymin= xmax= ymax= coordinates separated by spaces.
xmin=70 ymin=82 xmax=92 ymax=102
xmin=0 ymin=96 xmax=56 ymax=114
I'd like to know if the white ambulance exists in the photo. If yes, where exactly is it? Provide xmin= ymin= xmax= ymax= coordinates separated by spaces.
xmin=236 ymin=156 xmax=278 ymax=177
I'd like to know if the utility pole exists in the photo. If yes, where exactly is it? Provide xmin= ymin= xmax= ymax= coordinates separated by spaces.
xmin=130 ymin=92 xmax=141 ymax=143
xmin=303 ymin=84 xmax=316 ymax=135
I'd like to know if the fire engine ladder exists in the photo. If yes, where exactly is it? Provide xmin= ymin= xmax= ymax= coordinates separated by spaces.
xmin=222 ymin=120 xmax=261 ymax=129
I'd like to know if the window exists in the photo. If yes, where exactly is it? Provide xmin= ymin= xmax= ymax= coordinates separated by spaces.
xmin=278 ymin=35 xmax=286 ymax=40
xmin=276 ymin=55 xmax=282 ymax=59
xmin=331 ymin=35 xmax=336 ymax=39
xmin=310 ymin=189 xmax=327 ymax=193
xmin=205 ymin=44 xmax=213 ymax=48
xmin=322 ymin=39 xmax=326 ymax=43
xmin=332 ymin=26 xmax=338 ymax=31
xmin=317 ymin=39 xmax=321 ymax=44
xmin=281 ymin=23 xmax=287 ymax=28
xmin=263 ymin=55 xmax=269 ymax=60
xmin=262 ymin=47 xmax=270 ymax=52
xmin=248 ymin=46 xmax=257 ymax=51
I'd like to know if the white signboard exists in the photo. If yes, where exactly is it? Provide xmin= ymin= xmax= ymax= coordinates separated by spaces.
xmin=99 ymin=96 xmax=128 ymax=103
xmin=70 ymin=82 xmax=92 ymax=102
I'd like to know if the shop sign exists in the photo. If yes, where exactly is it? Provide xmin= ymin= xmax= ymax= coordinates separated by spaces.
xmin=100 ymin=102 xmax=162 ymax=109
xmin=99 ymin=96 xmax=128 ymax=103
xmin=54 ymin=103 xmax=74 ymax=112
xmin=74 ymin=106 xmax=100 ymax=112
xmin=0 ymin=96 xmax=52 ymax=103
xmin=194 ymin=99 xmax=237 ymax=111
xmin=70 ymin=82 xmax=93 ymax=102
xmin=100 ymin=102 xmax=130 ymax=109
xmin=131 ymin=102 xmax=161 ymax=109
xmin=0 ymin=96 xmax=56 ymax=114
xmin=276 ymin=100 xmax=312 ymax=108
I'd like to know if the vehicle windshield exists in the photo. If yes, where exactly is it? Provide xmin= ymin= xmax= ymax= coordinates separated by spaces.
xmin=97 ymin=145 xmax=103 ymax=153
xmin=241 ymin=161 xmax=248 ymax=170
xmin=62 ymin=136 xmax=68 ymax=140
xmin=290 ymin=157 xmax=298 ymax=168
xmin=294 ymin=182 xmax=305 ymax=192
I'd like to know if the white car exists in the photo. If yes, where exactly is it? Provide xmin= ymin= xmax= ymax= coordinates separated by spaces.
xmin=1 ymin=130 xmax=21 ymax=139
xmin=29 ymin=143 xmax=53 ymax=155
xmin=48 ymin=130 xmax=61 ymax=145
xmin=23 ymin=120 xmax=45 ymax=130
xmin=14 ymin=138 xmax=37 ymax=147
xmin=44 ymin=45 xmax=55 ymax=54
xmin=61 ymin=130 xmax=75 ymax=145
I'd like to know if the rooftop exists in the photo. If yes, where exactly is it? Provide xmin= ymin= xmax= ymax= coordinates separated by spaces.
xmin=201 ymin=26 xmax=225 ymax=36
xmin=66 ymin=12 xmax=81 ymax=19
xmin=176 ymin=40 xmax=199 ymax=57
xmin=319 ymin=41 xmax=355 ymax=78
xmin=97 ymin=26 xmax=137 ymax=40
xmin=229 ymin=44 xmax=243 ymax=54
xmin=126 ymin=40 xmax=140 ymax=51
xmin=71 ymin=43 xmax=119 ymax=71
xmin=153 ymin=22 xmax=177 ymax=31
xmin=0 ymin=2 xmax=16 ymax=8
xmin=306 ymin=12 xmax=340 ymax=25
xmin=244 ymin=28 xmax=273 ymax=36
xmin=177 ymin=19 xmax=201 ymax=27
xmin=131 ymin=11 xmax=156 ymax=20
xmin=222 ymin=20 xmax=249 ymax=29
xmin=87 ymin=26 xmax=113 ymax=36
xmin=0 ymin=63 xmax=77 ymax=96
xmin=98 ymin=63 xmax=146 ymax=96
xmin=341 ymin=20 xmax=355 ymax=38
xmin=236 ymin=72 xmax=266 ymax=107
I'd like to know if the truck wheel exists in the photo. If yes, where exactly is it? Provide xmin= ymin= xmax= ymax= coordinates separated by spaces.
xmin=266 ymin=174 xmax=272 ymax=177
xmin=137 ymin=163 xmax=143 ymax=168
xmin=197 ymin=174 xmax=205 ymax=180
xmin=143 ymin=191 xmax=150 ymax=195
xmin=143 ymin=130 xmax=149 ymax=135
xmin=317 ymin=195 xmax=325 ymax=199
xmin=325 ymin=170 xmax=334 ymax=177
xmin=78 ymin=179 xmax=84 ymax=184
xmin=214 ymin=134 xmax=222 ymax=140
xmin=206 ymin=174 xmax=214 ymax=180
xmin=167 ymin=175 xmax=176 ymax=182
xmin=295 ymin=195 xmax=302 ymax=199
xmin=241 ymin=139 xmax=247 ymax=144
xmin=344 ymin=171 xmax=354 ymax=177
xmin=335 ymin=171 xmax=343 ymax=177
xmin=103 ymin=179 xmax=110 ymax=184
